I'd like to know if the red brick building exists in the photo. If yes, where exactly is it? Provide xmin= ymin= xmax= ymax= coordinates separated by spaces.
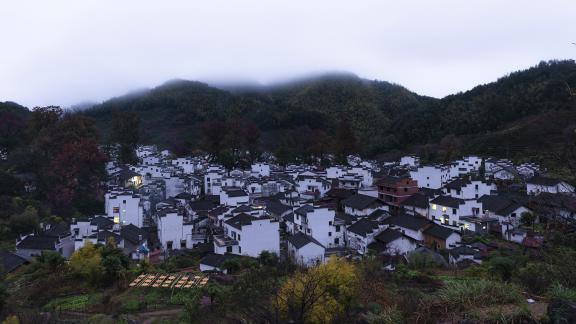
xmin=376 ymin=175 xmax=419 ymax=207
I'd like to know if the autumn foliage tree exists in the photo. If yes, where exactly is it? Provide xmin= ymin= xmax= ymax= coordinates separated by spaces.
xmin=278 ymin=257 xmax=359 ymax=323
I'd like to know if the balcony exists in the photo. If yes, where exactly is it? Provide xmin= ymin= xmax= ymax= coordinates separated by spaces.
xmin=213 ymin=234 xmax=238 ymax=247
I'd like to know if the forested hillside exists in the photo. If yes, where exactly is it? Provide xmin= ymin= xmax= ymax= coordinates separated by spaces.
xmin=4 ymin=60 xmax=575 ymax=169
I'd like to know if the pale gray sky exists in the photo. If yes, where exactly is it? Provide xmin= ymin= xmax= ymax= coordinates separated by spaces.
xmin=1 ymin=0 xmax=575 ymax=107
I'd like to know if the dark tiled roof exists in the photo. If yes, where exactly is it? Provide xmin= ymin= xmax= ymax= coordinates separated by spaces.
xmin=120 ymin=224 xmax=147 ymax=244
xmin=294 ymin=205 xmax=314 ymax=216
xmin=384 ymin=214 xmax=431 ymax=231
xmin=224 ymin=213 xmax=257 ymax=230
xmin=90 ymin=216 xmax=114 ymax=229
xmin=430 ymin=196 xmax=465 ymax=208
xmin=283 ymin=212 xmax=295 ymax=223
xmin=0 ymin=251 xmax=28 ymax=274
xmin=189 ymin=200 xmax=218 ymax=211
xmin=226 ymin=189 xmax=248 ymax=197
xmin=527 ymin=176 xmax=562 ymax=186
xmin=231 ymin=205 xmax=253 ymax=213
xmin=325 ymin=188 xmax=355 ymax=199
xmin=402 ymin=193 xmax=429 ymax=209
xmin=43 ymin=223 xmax=71 ymax=238
xmin=266 ymin=201 xmax=292 ymax=215
xmin=97 ymin=230 xmax=122 ymax=243
xmin=174 ymin=192 xmax=193 ymax=199
xmin=17 ymin=236 xmax=57 ymax=251
xmin=347 ymin=219 xmax=379 ymax=237
xmin=478 ymin=195 xmax=525 ymax=216
xmin=423 ymin=223 xmax=458 ymax=240
xmin=374 ymin=228 xmax=403 ymax=244
xmin=342 ymin=194 xmax=382 ymax=210
xmin=287 ymin=232 xmax=324 ymax=249
xmin=335 ymin=212 xmax=356 ymax=225
xmin=445 ymin=178 xmax=470 ymax=190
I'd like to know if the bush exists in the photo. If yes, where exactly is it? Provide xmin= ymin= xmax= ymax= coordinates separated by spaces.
xmin=120 ymin=299 xmax=143 ymax=312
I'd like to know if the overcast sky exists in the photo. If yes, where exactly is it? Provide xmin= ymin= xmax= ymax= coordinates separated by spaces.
xmin=1 ymin=0 xmax=575 ymax=108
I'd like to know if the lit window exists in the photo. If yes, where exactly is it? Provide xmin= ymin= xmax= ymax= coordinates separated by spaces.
xmin=442 ymin=206 xmax=447 ymax=212
xmin=431 ymin=204 xmax=437 ymax=210
xmin=113 ymin=216 xmax=120 ymax=224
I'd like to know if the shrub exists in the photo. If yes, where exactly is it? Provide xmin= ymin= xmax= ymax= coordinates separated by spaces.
xmin=120 ymin=299 xmax=142 ymax=312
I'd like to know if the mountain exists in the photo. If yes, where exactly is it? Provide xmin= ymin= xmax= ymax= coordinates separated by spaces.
xmin=0 ymin=59 xmax=555 ymax=171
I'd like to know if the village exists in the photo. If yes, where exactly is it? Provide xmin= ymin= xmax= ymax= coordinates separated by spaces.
xmin=7 ymin=146 xmax=575 ymax=275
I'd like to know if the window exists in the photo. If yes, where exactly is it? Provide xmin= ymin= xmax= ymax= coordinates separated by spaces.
xmin=180 ymin=240 xmax=186 ymax=248
xmin=442 ymin=206 xmax=447 ymax=212
xmin=335 ymin=238 xmax=339 ymax=244
xmin=123 ymin=200 xmax=126 ymax=204
xmin=328 ymin=232 xmax=332 ymax=237
xmin=226 ymin=246 xmax=232 ymax=253
xmin=475 ymin=184 xmax=479 ymax=190
xmin=167 ymin=241 xmax=173 ymax=250
xmin=452 ymin=208 xmax=457 ymax=215
xmin=329 ymin=221 xmax=332 ymax=226
xmin=452 ymin=221 xmax=457 ymax=226
xmin=432 ymin=204 xmax=437 ymax=210
xmin=238 ymin=234 xmax=241 ymax=241
xmin=336 ymin=225 xmax=341 ymax=232
xmin=238 ymin=246 xmax=241 ymax=254
xmin=113 ymin=207 xmax=120 ymax=213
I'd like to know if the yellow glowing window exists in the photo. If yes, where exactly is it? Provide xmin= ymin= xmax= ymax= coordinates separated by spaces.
xmin=431 ymin=204 xmax=437 ymax=210
xmin=114 ymin=216 xmax=120 ymax=224
xmin=442 ymin=206 xmax=447 ymax=213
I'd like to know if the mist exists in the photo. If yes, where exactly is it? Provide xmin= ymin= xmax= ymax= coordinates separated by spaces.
xmin=0 ymin=0 xmax=575 ymax=108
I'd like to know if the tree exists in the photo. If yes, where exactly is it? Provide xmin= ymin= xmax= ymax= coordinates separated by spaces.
xmin=521 ymin=211 xmax=536 ymax=230
xmin=69 ymin=241 xmax=103 ymax=286
xmin=110 ymin=111 xmax=140 ymax=164
xmin=334 ymin=118 xmax=357 ymax=165
xmin=47 ymin=139 xmax=107 ymax=214
xmin=38 ymin=250 xmax=65 ymax=271
xmin=9 ymin=206 xmax=39 ymax=234
xmin=278 ymin=257 xmax=359 ymax=323
xmin=100 ymin=238 xmax=129 ymax=285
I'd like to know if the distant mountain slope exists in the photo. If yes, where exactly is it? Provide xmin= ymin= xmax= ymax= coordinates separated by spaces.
xmin=77 ymin=60 xmax=576 ymax=164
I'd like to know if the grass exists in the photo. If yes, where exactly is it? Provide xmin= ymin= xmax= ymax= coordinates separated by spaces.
xmin=548 ymin=283 xmax=576 ymax=302
xmin=435 ymin=279 xmax=524 ymax=310
xmin=44 ymin=293 xmax=102 ymax=311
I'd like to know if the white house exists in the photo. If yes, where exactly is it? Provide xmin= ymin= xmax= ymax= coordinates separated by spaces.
xmin=368 ymin=228 xmax=418 ymax=255
xmin=293 ymin=205 xmax=345 ymax=248
xmin=219 ymin=188 xmax=249 ymax=206
xmin=156 ymin=209 xmax=194 ymax=250
xmin=286 ymin=233 xmax=325 ymax=267
xmin=342 ymin=194 xmax=385 ymax=217
xmin=526 ymin=176 xmax=574 ymax=195
xmin=216 ymin=214 xmax=280 ymax=257
xmin=346 ymin=218 xmax=383 ymax=254
xmin=105 ymin=190 xmax=144 ymax=228
xmin=251 ymin=163 xmax=271 ymax=177
xmin=429 ymin=196 xmax=481 ymax=228
xmin=443 ymin=178 xmax=496 ymax=200
xmin=400 ymin=156 xmax=420 ymax=168
xmin=410 ymin=165 xmax=451 ymax=189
